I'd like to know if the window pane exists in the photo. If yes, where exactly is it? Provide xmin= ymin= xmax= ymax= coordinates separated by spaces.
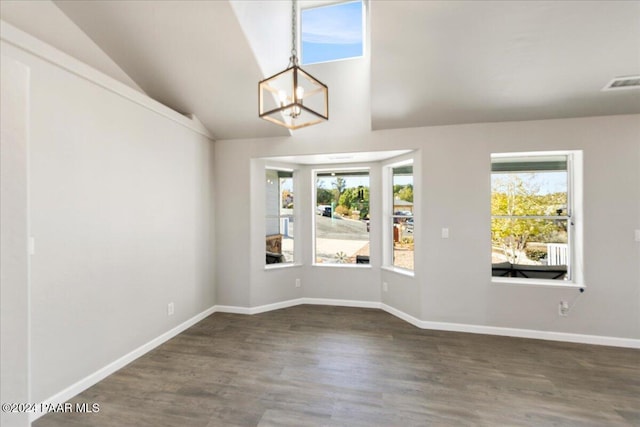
xmin=301 ymin=1 xmax=364 ymax=65
xmin=315 ymin=172 xmax=369 ymax=264
xmin=491 ymin=171 xmax=567 ymax=216
xmin=280 ymin=175 xmax=294 ymax=214
xmin=266 ymin=169 xmax=293 ymax=265
xmin=491 ymin=155 xmax=571 ymax=280
xmin=392 ymin=165 xmax=414 ymax=270
xmin=392 ymin=219 xmax=414 ymax=270
xmin=492 ymin=218 xmax=569 ymax=279
xmin=280 ymin=215 xmax=294 ymax=263
xmin=279 ymin=174 xmax=294 ymax=263
xmin=492 ymin=218 xmax=568 ymax=262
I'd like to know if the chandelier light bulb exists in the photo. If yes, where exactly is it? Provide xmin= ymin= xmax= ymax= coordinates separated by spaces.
xmin=278 ymin=90 xmax=287 ymax=105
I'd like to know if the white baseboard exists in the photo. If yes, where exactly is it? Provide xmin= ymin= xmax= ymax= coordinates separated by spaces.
xmin=414 ymin=321 xmax=640 ymax=349
xmin=217 ymin=299 xmax=640 ymax=349
xmin=213 ymin=304 xmax=253 ymax=315
xmin=300 ymin=297 xmax=381 ymax=309
xmin=30 ymin=305 xmax=217 ymax=422
xmin=214 ymin=299 xmax=304 ymax=315
xmin=380 ymin=303 xmax=423 ymax=328
xmin=214 ymin=298 xmax=380 ymax=315
xmin=249 ymin=298 xmax=305 ymax=314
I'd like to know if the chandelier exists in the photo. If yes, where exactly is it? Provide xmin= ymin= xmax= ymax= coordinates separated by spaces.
xmin=258 ymin=0 xmax=328 ymax=130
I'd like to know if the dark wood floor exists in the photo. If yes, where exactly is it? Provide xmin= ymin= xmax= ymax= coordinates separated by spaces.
xmin=35 ymin=305 xmax=639 ymax=426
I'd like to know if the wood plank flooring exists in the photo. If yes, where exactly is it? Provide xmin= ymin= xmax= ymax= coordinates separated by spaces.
xmin=34 ymin=305 xmax=639 ymax=426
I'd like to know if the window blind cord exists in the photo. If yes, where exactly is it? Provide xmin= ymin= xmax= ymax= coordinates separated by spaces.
xmin=564 ymin=287 xmax=585 ymax=315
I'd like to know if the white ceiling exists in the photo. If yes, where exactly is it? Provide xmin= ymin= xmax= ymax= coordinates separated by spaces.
xmin=370 ymin=0 xmax=640 ymax=130
xmin=264 ymin=149 xmax=412 ymax=165
xmin=53 ymin=0 xmax=291 ymax=140
xmin=7 ymin=1 xmax=640 ymax=140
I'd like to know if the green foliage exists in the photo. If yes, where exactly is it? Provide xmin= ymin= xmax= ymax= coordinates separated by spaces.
xmin=281 ymin=189 xmax=293 ymax=209
xmin=525 ymin=247 xmax=547 ymax=262
xmin=335 ymin=205 xmax=351 ymax=216
xmin=339 ymin=187 xmax=366 ymax=209
xmin=332 ymin=177 xmax=346 ymax=203
xmin=337 ymin=186 xmax=370 ymax=219
xmin=394 ymin=184 xmax=413 ymax=202
xmin=316 ymin=188 xmax=333 ymax=205
xmin=491 ymin=174 xmax=566 ymax=217
xmin=359 ymin=205 xmax=369 ymax=220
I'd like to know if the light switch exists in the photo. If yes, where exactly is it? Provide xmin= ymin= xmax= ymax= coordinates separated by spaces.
xmin=635 ymin=230 xmax=640 ymax=242
xmin=442 ymin=228 xmax=449 ymax=239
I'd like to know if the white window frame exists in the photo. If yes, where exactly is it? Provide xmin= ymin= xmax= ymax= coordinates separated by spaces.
xmin=490 ymin=150 xmax=584 ymax=288
xmin=382 ymin=157 xmax=416 ymax=277
xmin=265 ymin=166 xmax=298 ymax=269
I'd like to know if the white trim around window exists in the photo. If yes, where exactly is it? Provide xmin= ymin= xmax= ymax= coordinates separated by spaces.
xmin=382 ymin=154 xmax=417 ymax=277
xmin=490 ymin=150 xmax=584 ymax=288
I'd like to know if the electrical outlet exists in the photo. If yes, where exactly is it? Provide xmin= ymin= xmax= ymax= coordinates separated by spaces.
xmin=295 ymin=278 xmax=301 ymax=288
xmin=167 ymin=302 xmax=174 ymax=316
xmin=441 ymin=228 xmax=449 ymax=239
xmin=382 ymin=282 xmax=388 ymax=292
xmin=559 ymin=301 xmax=569 ymax=316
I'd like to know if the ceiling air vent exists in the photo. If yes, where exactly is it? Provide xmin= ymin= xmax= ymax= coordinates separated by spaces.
xmin=602 ymin=75 xmax=640 ymax=91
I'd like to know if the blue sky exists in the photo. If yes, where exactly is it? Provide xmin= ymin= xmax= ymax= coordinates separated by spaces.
xmin=492 ymin=171 xmax=567 ymax=195
xmin=301 ymin=1 xmax=363 ymax=64
xmin=317 ymin=176 xmax=369 ymax=190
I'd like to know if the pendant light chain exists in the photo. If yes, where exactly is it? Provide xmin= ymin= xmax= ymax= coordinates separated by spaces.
xmin=289 ymin=0 xmax=299 ymax=67
xmin=258 ymin=0 xmax=328 ymax=129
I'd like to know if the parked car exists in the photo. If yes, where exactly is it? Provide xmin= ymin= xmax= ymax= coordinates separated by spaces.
xmin=316 ymin=205 xmax=330 ymax=215
xmin=393 ymin=210 xmax=413 ymax=223
xmin=322 ymin=206 xmax=332 ymax=217
xmin=406 ymin=217 xmax=414 ymax=232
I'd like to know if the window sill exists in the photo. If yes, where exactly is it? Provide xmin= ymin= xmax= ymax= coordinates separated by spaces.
xmin=381 ymin=266 xmax=415 ymax=278
xmin=264 ymin=263 xmax=303 ymax=271
xmin=492 ymin=277 xmax=585 ymax=289
xmin=312 ymin=263 xmax=372 ymax=269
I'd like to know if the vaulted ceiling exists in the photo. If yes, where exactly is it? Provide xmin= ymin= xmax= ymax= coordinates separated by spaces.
xmin=4 ymin=0 xmax=640 ymax=140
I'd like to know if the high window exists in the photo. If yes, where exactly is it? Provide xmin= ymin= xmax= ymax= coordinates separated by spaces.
xmin=265 ymin=168 xmax=294 ymax=266
xmin=390 ymin=164 xmax=414 ymax=271
xmin=301 ymin=1 xmax=364 ymax=65
xmin=314 ymin=169 xmax=370 ymax=265
xmin=491 ymin=152 xmax=582 ymax=283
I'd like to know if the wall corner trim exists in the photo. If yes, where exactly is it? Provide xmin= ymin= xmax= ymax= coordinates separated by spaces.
xmin=30 ymin=305 xmax=217 ymax=422
xmin=0 ymin=20 xmax=214 ymax=140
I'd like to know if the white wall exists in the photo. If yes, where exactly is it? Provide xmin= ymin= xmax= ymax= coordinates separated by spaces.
xmin=215 ymin=114 xmax=640 ymax=341
xmin=249 ymin=159 xmax=304 ymax=307
xmin=1 ymin=24 xmax=216 ymax=406
xmin=1 ymin=55 xmax=31 ymax=427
